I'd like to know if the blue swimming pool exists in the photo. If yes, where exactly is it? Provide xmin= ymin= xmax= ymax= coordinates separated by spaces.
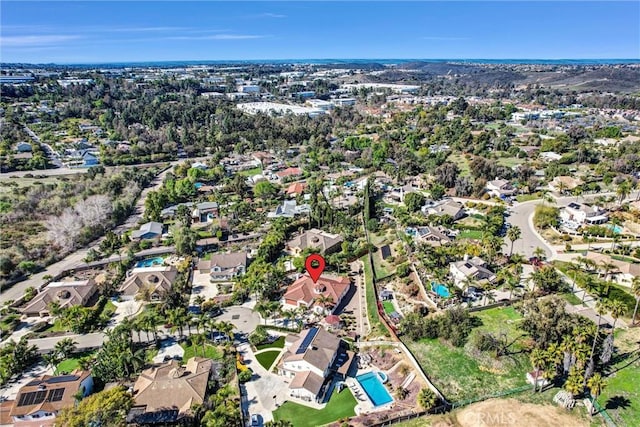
xmin=431 ymin=282 xmax=451 ymax=298
xmin=356 ymin=372 xmax=393 ymax=406
xmin=135 ymin=257 xmax=165 ymax=268
xmin=605 ymin=224 xmax=622 ymax=234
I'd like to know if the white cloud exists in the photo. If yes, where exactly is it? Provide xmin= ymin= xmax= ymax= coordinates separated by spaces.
xmin=0 ymin=35 xmax=81 ymax=47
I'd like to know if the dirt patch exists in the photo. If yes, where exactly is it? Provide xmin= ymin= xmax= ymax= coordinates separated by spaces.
xmin=454 ymin=398 xmax=588 ymax=427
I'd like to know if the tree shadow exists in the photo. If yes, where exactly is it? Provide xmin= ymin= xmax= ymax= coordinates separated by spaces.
xmin=605 ymin=395 xmax=631 ymax=411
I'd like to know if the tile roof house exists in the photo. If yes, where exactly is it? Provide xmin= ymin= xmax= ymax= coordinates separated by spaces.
xmin=22 ymin=279 xmax=97 ymax=317
xmin=282 ymin=274 xmax=351 ymax=314
xmin=286 ymin=229 xmax=344 ymax=255
xmin=486 ymin=179 xmax=517 ymax=198
xmin=131 ymin=221 xmax=164 ymax=240
xmin=10 ymin=370 xmax=93 ymax=426
xmin=277 ymin=327 xmax=354 ymax=402
xmin=450 ymin=256 xmax=496 ymax=287
xmin=119 ymin=265 xmax=178 ymax=300
xmin=197 ymin=252 xmax=248 ymax=281
xmin=422 ymin=199 xmax=466 ymax=221
xmin=586 ymin=252 xmax=640 ymax=286
xmin=127 ymin=357 xmax=213 ymax=425
xmin=549 ymin=176 xmax=582 ymax=193
xmin=415 ymin=226 xmax=452 ymax=246
xmin=160 ymin=202 xmax=218 ymax=222
xmin=275 ymin=167 xmax=303 ymax=182
xmin=286 ymin=181 xmax=307 ymax=197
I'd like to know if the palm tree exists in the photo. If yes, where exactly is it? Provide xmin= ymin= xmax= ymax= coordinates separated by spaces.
xmin=191 ymin=333 xmax=205 ymax=357
xmin=565 ymin=366 xmax=585 ymax=397
xmin=417 ymin=387 xmax=439 ymax=410
xmin=530 ymin=348 xmax=546 ymax=393
xmin=566 ymin=262 xmax=581 ymax=295
xmin=533 ymin=246 xmax=546 ymax=261
xmin=589 ymin=300 xmax=609 ymax=366
xmin=506 ymin=225 xmax=522 ymax=257
xmin=253 ymin=301 xmax=272 ymax=326
xmin=616 ymin=179 xmax=631 ymax=206
xmin=608 ymin=299 xmax=626 ymax=331
xmin=53 ymin=338 xmax=77 ymax=361
xmin=217 ymin=320 xmax=235 ymax=341
xmin=43 ymin=352 xmax=62 ymax=374
xmin=632 ymin=276 xmax=640 ymax=326
xmin=587 ymin=373 xmax=607 ymax=416
xmin=314 ymin=294 xmax=335 ymax=315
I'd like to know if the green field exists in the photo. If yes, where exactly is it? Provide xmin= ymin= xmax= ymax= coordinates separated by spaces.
xmin=55 ymin=351 xmax=95 ymax=374
xmin=255 ymin=350 xmax=281 ymax=370
xmin=382 ymin=301 xmax=395 ymax=314
xmin=256 ymin=336 xmax=285 ymax=351
xmin=447 ymin=154 xmax=470 ymax=176
xmin=237 ymin=166 xmax=263 ymax=177
xmin=457 ymin=229 xmax=483 ymax=240
xmin=406 ymin=306 xmax=529 ymax=402
xmin=181 ymin=343 xmax=223 ymax=361
xmin=598 ymin=328 xmax=640 ymax=426
xmin=361 ymin=255 xmax=389 ymax=338
xmin=273 ymin=387 xmax=357 ymax=427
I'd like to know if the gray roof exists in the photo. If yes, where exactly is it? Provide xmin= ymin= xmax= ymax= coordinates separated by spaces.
xmin=131 ymin=222 xmax=163 ymax=239
xmin=197 ymin=252 xmax=248 ymax=272
xmin=283 ymin=328 xmax=341 ymax=372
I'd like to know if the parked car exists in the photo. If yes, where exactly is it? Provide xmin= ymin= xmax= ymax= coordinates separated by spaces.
xmin=250 ymin=414 xmax=262 ymax=426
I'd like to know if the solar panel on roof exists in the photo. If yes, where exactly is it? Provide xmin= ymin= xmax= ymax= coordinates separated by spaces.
xmin=46 ymin=375 xmax=77 ymax=384
xmin=47 ymin=388 xmax=65 ymax=402
xmin=296 ymin=327 xmax=319 ymax=354
xmin=17 ymin=390 xmax=47 ymax=407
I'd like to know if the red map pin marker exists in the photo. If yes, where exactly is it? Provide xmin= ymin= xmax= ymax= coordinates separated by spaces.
xmin=305 ymin=254 xmax=326 ymax=283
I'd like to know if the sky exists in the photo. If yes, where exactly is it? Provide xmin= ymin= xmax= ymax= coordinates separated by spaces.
xmin=1 ymin=1 xmax=639 ymax=64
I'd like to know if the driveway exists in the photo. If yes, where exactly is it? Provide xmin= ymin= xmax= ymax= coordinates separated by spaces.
xmin=506 ymin=200 xmax=554 ymax=259
xmin=217 ymin=306 xmax=261 ymax=335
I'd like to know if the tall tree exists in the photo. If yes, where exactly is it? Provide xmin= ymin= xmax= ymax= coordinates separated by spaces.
xmin=506 ymin=225 xmax=522 ymax=257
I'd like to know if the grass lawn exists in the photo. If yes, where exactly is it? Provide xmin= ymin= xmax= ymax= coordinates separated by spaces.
xmin=457 ymin=229 xmax=484 ymax=240
xmin=560 ymin=292 xmax=582 ymax=305
xmin=55 ymin=351 xmax=95 ymax=374
xmin=382 ymin=301 xmax=395 ymax=314
xmin=256 ymin=336 xmax=285 ymax=351
xmin=447 ymin=154 xmax=470 ymax=176
xmin=255 ymin=350 xmax=281 ymax=370
xmin=237 ymin=166 xmax=263 ymax=177
xmin=43 ymin=319 xmax=68 ymax=333
xmin=598 ymin=328 xmax=640 ymax=426
xmin=361 ymin=255 xmax=389 ymax=338
xmin=273 ymin=387 xmax=357 ymax=427
xmin=181 ymin=343 xmax=223 ymax=361
xmin=496 ymin=157 xmax=524 ymax=168
xmin=516 ymin=193 xmax=541 ymax=203
xmin=406 ymin=306 xmax=529 ymax=402
xmin=372 ymin=248 xmax=394 ymax=280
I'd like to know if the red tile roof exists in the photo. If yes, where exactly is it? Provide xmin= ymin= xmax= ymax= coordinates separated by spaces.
xmin=283 ymin=274 xmax=350 ymax=308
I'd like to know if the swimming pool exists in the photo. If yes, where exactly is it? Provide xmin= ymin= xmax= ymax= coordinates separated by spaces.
xmin=136 ymin=257 xmax=165 ymax=268
xmin=605 ymin=224 xmax=622 ymax=234
xmin=431 ymin=282 xmax=451 ymax=298
xmin=356 ymin=372 xmax=393 ymax=406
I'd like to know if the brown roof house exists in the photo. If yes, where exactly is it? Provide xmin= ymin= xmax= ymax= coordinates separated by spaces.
xmin=22 ymin=279 xmax=97 ymax=317
xmin=277 ymin=327 xmax=354 ymax=402
xmin=197 ymin=252 xmax=248 ymax=281
xmin=287 ymin=228 xmax=343 ymax=256
xmin=119 ymin=265 xmax=178 ymax=301
xmin=10 ymin=370 xmax=93 ymax=426
xmin=127 ymin=357 xmax=213 ymax=425
xmin=286 ymin=181 xmax=307 ymax=197
xmin=282 ymin=274 xmax=351 ymax=314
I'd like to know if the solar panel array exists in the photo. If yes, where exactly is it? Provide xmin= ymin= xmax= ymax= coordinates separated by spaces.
xmin=46 ymin=375 xmax=77 ymax=384
xmin=48 ymin=388 xmax=65 ymax=402
xmin=296 ymin=327 xmax=319 ymax=354
xmin=17 ymin=390 xmax=47 ymax=407
xmin=16 ymin=388 xmax=66 ymax=407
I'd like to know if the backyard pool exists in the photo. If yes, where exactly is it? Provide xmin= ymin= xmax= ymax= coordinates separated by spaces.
xmin=605 ymin=224 xmax=622 ymax=234
xmin=136 ymin=257 xmax=165 ymax=268
xmin=356 ymin=372 xmax=393 ymax=406
xmin=431 ymin=282 xmax=451 ymax=298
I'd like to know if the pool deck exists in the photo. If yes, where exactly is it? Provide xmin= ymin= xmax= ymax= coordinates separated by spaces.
xmin=349 ymin=369 xmax=395 ymax=415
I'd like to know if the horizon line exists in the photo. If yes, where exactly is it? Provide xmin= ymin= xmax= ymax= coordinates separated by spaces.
xmin=2 ymin=57 xmax=640 ymax=66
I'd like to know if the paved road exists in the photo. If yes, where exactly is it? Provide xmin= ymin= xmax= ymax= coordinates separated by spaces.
xmin=0 ymin=167 xmax=172 ymax=304
xmin=505 ymin=191 xmax=640 ymax=259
